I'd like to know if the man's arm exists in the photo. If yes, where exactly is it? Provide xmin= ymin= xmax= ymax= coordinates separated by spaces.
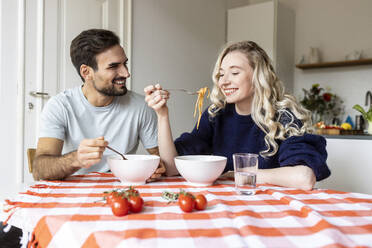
xmin=146 ymin=146 xmax=167 ymax=182
xmin=33 ymin=137 xmax=79 ymax=180
xmin=33 ymin=136 xmax=108 ymax=180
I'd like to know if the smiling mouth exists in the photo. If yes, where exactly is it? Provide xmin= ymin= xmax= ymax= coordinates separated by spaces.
xmin=112 ymin=79 xmax=126 ymax=85
xmin=224 ymin=88 xmax=238 ymax=96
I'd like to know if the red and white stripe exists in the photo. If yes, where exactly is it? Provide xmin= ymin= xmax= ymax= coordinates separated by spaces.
xmin=2 ymin=172 xmax=372 ymax=247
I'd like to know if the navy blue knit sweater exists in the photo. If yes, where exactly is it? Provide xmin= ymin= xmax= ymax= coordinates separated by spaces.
xmin=174 ymin=104 xmax=331 ymax=181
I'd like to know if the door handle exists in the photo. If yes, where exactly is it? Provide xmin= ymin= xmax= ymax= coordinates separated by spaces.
xmin=29 ymin=91 xmax=50 ymax=97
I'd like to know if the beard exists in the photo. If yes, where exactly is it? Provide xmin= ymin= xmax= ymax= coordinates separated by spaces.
xmin=93 ymin=77 xmax=128 ymax=96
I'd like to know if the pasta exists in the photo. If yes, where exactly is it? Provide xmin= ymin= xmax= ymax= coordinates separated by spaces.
xmin=194 ymin=87 xmax=210 ymax=129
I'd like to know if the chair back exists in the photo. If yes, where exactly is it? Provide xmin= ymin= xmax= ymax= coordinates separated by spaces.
xmin=27 ymin=148 xmax=36 ymax=173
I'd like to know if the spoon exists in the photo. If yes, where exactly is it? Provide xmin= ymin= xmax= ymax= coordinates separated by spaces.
xmin=106 ymin=145 xmax=127 ymax=160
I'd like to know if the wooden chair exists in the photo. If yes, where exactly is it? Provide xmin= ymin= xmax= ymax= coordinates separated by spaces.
xmin=27 ymin=148 xmax=36 ymax=173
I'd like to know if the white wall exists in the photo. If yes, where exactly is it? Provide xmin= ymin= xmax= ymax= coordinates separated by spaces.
xmin=131 ymin=0 xmax=226 ymax=140
xmin=291 ymin=0 xmax=372 ymax=123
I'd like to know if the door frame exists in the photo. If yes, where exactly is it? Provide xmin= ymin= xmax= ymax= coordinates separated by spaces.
xmin=15 ymin=0 xmax=132 ymax=183
xmin=16 ymin=0 xmax=26 ymax=185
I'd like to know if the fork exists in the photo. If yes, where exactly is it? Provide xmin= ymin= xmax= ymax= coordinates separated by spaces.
xmin=165 ymin=88 xmax=198 ymax=95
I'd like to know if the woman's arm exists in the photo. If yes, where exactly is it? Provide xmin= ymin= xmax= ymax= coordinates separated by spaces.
xmin=144 ymin=84 xmax=179 ymax=176
xmin=257 ymin=165 xmax=316 ymax=190
xmin=265 ymin=133 xmax=330 ymax=190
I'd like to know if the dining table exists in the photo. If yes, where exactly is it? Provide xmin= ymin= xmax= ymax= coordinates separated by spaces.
xmin=2 ymin=172 xmax=372 ymax=247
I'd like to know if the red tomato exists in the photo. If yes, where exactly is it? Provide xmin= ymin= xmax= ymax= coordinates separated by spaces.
xmin=110 ymin=197 xmax=129 ymax=216
xmin=178 ymin=194 xmax=195 ymax=213
xmin=128 ymin=195 xmax=144 ymax=213
xmin=126 ymin=186 xmax=139 ymax=196
xmin=106 ymin=192 xmax=120 ymax=206
xmin=178 ymin=193 xmax=185 ymax=202
xmin=178 ymin=191 xmax=192 ymax=201
xmin=195 ymin=194 xmax=207 ymax=210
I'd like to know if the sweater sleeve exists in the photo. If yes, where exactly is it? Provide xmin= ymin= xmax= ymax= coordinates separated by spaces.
xmin=174 ymin=109 xmax=214 ymax=156
xmin=278 ymin=134 xmax=331 ymax=181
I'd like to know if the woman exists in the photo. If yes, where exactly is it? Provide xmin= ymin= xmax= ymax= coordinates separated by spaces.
xmin=144 ymin=41 xmax=330 ymax=190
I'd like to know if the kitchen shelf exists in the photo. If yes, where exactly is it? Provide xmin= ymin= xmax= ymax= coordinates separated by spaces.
xmin=296 ymin=58 xmax=372 ymax=70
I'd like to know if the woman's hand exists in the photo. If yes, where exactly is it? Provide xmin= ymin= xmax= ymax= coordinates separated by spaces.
xmin=144 ymin=84 xmax=179 ymax=176
xmin=144 ymin=84 xmax=170 ymax=117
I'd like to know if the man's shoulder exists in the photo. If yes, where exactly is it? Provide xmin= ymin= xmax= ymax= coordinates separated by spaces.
xmin=43 ymin=87 xmax=82 ymax=114
xmin=51 ymin=87 xmax=81 ymax=103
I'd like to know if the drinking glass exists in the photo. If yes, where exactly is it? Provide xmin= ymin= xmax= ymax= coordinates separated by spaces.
xmin=233 ymin=153 xmax=258 ymax=195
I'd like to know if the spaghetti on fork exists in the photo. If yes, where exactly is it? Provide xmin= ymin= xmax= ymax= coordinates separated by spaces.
xmin=194 ymin=87 xmax=210 ymax=129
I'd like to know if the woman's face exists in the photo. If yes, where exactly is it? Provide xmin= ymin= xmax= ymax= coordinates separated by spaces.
xmin=217 ymin=51 xmax=254 ymax=111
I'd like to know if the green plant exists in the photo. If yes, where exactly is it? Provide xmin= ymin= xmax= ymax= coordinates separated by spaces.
xmin=300 ymin=84 xmax=344 ymax=123
xmin=353 ymin=104 xmax=372 ymax=122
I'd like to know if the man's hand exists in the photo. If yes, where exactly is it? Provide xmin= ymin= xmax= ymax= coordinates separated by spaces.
xmin=146 ymin=160 xmax=166 ymax=182
xmin=76 ymin=136 xmax=108 ymax=168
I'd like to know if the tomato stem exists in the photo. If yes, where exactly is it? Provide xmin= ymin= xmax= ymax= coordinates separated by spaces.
xmin=161 ymin=191 xmax=179 ymax=202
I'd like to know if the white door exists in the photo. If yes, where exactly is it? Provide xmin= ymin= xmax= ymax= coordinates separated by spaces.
xmin=22 ymin=0 xmax=132 ymax=183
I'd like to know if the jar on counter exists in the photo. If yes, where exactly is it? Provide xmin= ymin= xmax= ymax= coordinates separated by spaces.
xmin=355 ymin=115 xmax=365 ymax=130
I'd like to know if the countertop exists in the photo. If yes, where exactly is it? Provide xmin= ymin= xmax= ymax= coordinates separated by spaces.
xmin=322 ymin=134 xmax=372 ymax=140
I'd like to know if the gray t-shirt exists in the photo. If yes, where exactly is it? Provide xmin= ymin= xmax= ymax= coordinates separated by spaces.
xmin=39 ymin=86 xmax=158 ymax=174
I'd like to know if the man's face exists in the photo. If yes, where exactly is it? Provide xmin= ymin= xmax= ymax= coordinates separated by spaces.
xmin=91 ymin=45 xmax=130 ymax=96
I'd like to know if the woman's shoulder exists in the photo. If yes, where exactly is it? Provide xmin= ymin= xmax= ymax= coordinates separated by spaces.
xmin=277 ymin=109 xmax=303 ymax=128
xmin=283 ymin=132 xmax=326 ymax=147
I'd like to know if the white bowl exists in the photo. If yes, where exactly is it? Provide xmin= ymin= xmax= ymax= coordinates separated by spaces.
xmin=107 ymin=154 xmax=160 ymax=185
xmin=174 ymin=155 xmax=227 ymax=186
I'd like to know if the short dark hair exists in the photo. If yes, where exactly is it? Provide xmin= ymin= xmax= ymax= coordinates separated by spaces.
xmin=70 ymin=29 xmax=120 ymax=82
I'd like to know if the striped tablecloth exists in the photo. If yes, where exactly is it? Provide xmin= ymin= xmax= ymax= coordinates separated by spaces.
xmin=2 ymin=172 xmax=372 ymax=247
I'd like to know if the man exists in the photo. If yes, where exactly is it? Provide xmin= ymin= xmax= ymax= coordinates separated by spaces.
xmin=32 ymin=29 xmax=165 ymax=180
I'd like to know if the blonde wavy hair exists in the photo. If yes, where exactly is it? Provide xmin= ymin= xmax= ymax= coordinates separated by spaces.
xmin=208 ymin=41 xmax=312 ymax=157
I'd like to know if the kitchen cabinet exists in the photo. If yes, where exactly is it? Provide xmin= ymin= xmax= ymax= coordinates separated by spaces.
xmin=227 ymin=0 xmax=295 ymax=92
xmin=315 ymin=137 xmax=372 ymax=194
xmin=296 ymin=58 xmax=372 ymax=70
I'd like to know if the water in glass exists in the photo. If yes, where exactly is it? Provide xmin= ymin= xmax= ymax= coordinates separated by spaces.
xmin=233 ymin=153 xmax=258 ymax=195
